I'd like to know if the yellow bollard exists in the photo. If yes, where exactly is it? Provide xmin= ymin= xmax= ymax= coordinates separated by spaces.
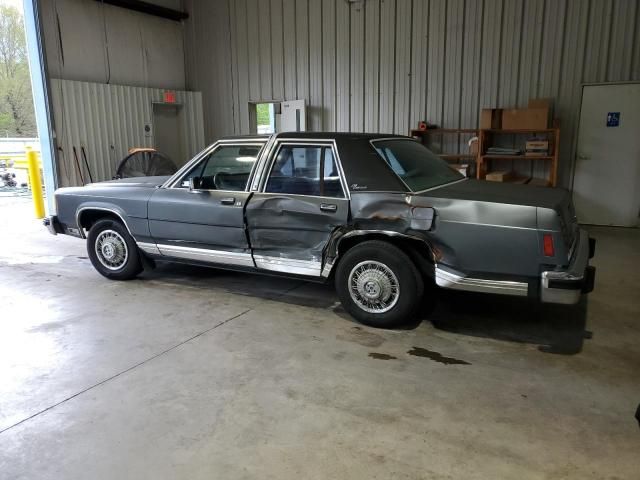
xmin=27 ymin=148 xmax=45 ymax=219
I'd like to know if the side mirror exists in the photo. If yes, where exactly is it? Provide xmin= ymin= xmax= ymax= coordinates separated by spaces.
xmin=189 ymin=176 xmax=203 ymax=191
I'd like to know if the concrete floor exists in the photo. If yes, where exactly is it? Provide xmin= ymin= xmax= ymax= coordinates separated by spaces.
xmin=0 ymin=196 xmax=638 ymax=479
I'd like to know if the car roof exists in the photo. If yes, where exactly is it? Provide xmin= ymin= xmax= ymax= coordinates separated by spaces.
xmin=220 ymin=131 xmax=413 ymax=193
xmin=221 ymin=132 xmax=409 ymax=141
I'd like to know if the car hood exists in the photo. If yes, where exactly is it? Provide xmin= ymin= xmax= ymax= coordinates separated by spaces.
xmin=86 ymin=175 xmax=171 ymax=188
xmin=419 ymin=179 xmax=569 ymax=209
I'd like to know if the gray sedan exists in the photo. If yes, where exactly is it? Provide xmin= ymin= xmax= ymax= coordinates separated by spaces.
xmin=45 ymin=133 xmax=595 ymax=328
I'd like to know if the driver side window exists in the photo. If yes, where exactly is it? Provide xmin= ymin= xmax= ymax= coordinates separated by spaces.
xmin=179 ymin=144 xmax=260 ymax=191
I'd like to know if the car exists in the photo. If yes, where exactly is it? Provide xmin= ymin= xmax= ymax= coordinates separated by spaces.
xmin=44 ymin=132 xmax=596 ymax=328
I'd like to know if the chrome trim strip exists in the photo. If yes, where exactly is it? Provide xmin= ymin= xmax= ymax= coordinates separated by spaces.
xmin=254 ymin=255 xmax=321 ymax=276
xmin=435 ymin=265 xmax=528 ymax=296
xmin=321 ymin=259 xmax=334 ymax=278
xmin=438 ymin=219 xmax=545 ymax=231
xmin=412 ymin=177 xmax=468 ymax=194
xmin=136 ymin=242 xmax=161 ymax=256
xmin=540 ymin=228 xmax=589 ymax=305
xmin=250 ymin=134 xmax=277 ymax=191
xmin=339 ymin=229 xmax=430 ymax=243
xmin=75 ymin=206 xmax=134 ymax=240
xmin=156 ymin=244 xmax=254 ymax=267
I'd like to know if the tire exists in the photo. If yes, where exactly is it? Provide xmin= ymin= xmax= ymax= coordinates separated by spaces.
xmin=335 ymin=240 xmax=424 ymax=328
xmin=86 ymin=218 xmax=143 ymax=280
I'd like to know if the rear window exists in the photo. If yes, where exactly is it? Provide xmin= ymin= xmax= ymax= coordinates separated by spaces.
xmin=373 ymin=139 xmax=463 ymax=192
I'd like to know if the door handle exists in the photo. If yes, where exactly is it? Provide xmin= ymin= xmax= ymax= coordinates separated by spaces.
xmin=220 ymin=197 xmax=236 ymax=205
xmin=320 ymin=203 xmax=337 ymax=212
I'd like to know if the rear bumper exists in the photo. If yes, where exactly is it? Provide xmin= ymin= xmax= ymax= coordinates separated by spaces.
xmin=43 ymin=215 xmax=64 ymax=235
xmin=541 ymin=229 xmax=595 ymax=305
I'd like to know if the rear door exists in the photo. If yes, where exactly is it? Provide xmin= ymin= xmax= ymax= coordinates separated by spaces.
xmin=246 ymin=140 xmax=349 ymax=277
xmin=147 ymin=141 xmax=264 ymax=267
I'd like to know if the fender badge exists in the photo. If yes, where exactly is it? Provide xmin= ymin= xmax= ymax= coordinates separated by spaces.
xmin=350 ymin=184 xmax=367 ymax=190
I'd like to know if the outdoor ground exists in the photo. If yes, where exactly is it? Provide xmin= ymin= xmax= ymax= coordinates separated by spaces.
xmin=0 ymin=196 xmax=638 ymax=479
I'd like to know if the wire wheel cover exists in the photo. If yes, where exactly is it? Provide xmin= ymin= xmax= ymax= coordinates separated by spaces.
xmin=348 ymin=260 xmax=400 ymax=313
xmin=95 ymin=229 xmax=128 ymax=270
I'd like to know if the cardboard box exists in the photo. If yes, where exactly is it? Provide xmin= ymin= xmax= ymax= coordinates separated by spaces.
xmin=528 ymin=98 xmax=553 ymax=110
xmin=528 ymin=98 xmax=554 ymax=126
xmin=486 ymin=170 xmax=514 ymax=182
xmin=525 ymin=140 xmax=549 ymax=156
xmin=502 ymin=108 xmax=549 ymax=130
xmin=480 ymin=108 xmax=502 ymax=129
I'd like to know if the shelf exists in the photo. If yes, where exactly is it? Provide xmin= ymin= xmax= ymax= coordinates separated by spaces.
xmin=439 ymin=154 xmax=477 ymax=160
xmin=411 ymin=129 xmax=478 ymax=135
xmin=482 ymin=128 xmax=557 ymax=134
xmin=481 ymin=155 xmax=552 ymax=160
xmin=486 ymin=175 xmax=530 ymax=185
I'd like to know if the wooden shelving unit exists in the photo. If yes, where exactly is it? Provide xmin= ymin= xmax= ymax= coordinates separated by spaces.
xmin=477 ymin=127 xmax=559 ymax=187
xmin=410 ymin=128 xmax=479 ymax=177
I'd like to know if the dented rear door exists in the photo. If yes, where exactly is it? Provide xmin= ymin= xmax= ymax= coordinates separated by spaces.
xmin=246 ymin=142 xmax=349 ymax=277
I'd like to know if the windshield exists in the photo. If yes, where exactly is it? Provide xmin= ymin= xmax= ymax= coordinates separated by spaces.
xmin=373 ymin=139 xmax=464 ymax=191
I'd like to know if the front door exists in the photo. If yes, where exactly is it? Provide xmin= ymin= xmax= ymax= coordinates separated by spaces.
xmin=246 ymin=141 xmax=349 ymax=277
xmin=147 ymin=142 xmax=264 ymax=267
xmin=153 ymin=103 xmax=185 ymax=167
xmin=573 ymin=83 xmax=640 ymax=226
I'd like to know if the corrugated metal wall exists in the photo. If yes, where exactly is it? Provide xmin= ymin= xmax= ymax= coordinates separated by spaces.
xmin=185 ymin=0 xmax=640 ymax=187
xmin=49 ymin=79 xmax=205 ymax=187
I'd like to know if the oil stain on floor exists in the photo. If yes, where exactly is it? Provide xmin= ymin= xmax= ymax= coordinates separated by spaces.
xmin=407 ymin=346 xmax=471 ymax=365
xmin=368 ymin=352 xmax=398 ymax=360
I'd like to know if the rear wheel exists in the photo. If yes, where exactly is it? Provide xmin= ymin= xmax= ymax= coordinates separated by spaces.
xmin=335 ymin=240 xmax=423 ymax=328
xmin=87 ymin=218 xmax=142 ymax=280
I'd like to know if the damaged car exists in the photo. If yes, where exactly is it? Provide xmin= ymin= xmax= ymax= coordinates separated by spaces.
xmin=44 ymin=133 xmax=596 ymax=328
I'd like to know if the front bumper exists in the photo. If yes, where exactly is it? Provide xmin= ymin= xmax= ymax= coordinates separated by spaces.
xmin=541 ymin=228 xmax=595 ymax=304
xmin=43 ymin=215 xmax=64 ymax=235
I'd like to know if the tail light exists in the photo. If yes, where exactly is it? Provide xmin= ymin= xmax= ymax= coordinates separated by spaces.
xmin=543 ymin=234 xmax=555 ymax=257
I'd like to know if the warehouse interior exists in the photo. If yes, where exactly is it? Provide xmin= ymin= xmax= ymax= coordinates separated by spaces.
xmin=1 ymin=0 xmax=639 ymax=478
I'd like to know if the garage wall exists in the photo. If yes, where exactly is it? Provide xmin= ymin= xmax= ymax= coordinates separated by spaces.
xmin=40 ymin=0 xmax=186 ymax=89
xmin=50 ymin=79 xmax=204 ymax=187
xmin=184 ymin=0 xmax=640 ymax=187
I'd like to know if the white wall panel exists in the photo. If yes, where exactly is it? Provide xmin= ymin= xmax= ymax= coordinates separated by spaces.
xmin=364 ymin=0 xmax=380 ymax=132
xmin=336 ymin=0 xmax=351 ymax=131
xmin=40 ymin=0 xmax=185 ymax=89
xmin=309 ymin=0 xmax=324 ymax=130
xmin=378 ymin=0 xmax=396 ymax=134
xmin=321 ymin=0 xmax=337 ymax=131
xmin=350 ymin=1 xmax=365 ymax=132
xmin=184 ymin=0 xmax=640 ymax=187
xmin=50 ymin=79 xmax=204 ymax=187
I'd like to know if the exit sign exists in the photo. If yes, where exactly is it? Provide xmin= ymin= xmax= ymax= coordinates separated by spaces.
xmin=163 ymin=91 xmax=176 ymax=103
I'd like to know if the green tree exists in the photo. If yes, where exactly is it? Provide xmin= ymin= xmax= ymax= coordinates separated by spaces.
xmin=0 ymin=5 xmax=36 ymax=137
xmin=256 ymin=103 xmax=270 ymax=126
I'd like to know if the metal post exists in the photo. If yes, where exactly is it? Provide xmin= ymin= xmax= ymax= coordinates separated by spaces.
xmin=23 ymin=0 xmax=58 ymax=214
xmin=27 ymin=148 xmax=45 ymax=219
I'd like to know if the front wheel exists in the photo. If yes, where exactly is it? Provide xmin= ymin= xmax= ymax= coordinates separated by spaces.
xmin=335 ymin=240 xmax=424 ymax=328
xmin=87 ymin=218 xmax=143 ymax=280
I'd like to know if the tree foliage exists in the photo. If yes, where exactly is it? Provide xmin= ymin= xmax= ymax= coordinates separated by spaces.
xmin=0 ymin=5 xmax=36 ymax=137
xmin=256 ymin=103 xmax=270 ymax=126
